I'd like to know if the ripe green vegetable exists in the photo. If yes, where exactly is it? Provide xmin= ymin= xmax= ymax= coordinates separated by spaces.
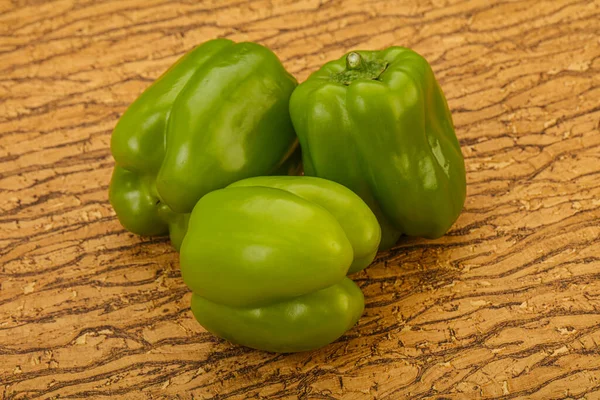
xmin=109 ymin=39 xmax=299 ymax=250
xmin=289 ymin=47 xmax=466 ymax=250
xmin=180 ymin=176 xmax=381 ymax=352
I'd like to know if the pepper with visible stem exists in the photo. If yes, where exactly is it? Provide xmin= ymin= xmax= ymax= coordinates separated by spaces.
xmin=290 ymin=47 xmax=466 ymax=250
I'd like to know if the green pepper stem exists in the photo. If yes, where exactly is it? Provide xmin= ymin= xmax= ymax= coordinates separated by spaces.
xmin=331 ymin=52 xmax=388 ymax=85
xmin=346 ymin=52 xmax=362 ymax=70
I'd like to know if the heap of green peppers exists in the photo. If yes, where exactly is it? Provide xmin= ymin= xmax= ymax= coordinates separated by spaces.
xmin=109 ymin=39 xmax=466 ymax=353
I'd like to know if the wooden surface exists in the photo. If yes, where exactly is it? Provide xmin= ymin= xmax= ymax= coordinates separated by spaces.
xmin=1 ymin=0 xmax=599 ymax=398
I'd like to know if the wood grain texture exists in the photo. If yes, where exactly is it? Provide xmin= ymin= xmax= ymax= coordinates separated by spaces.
xmin=1 ymin=0 xmax=599 ymax=398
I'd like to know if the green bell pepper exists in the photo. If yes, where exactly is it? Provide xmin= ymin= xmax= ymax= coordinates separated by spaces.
xmin=289 ymin=48 xmax=466 ymax=250
xmin=180 ymin=176 xmax=381 ymax=352
xmin=109 ymin=39 xmax=299 ymax=250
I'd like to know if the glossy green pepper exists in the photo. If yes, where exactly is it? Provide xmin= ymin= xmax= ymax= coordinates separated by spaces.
xmin=180 ymin=176 xmax=381 ymax=353
xmin=109 ymin=39 xmax=299 ymax=250
xmin=289 ymin=48 xmax=466 ymax=250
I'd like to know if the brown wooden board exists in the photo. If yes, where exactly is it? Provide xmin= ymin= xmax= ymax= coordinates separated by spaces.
xmin=1 ymin=0 xmax=599 ymax=398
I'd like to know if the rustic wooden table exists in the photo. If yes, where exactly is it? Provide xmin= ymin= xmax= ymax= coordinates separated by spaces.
xmin=2 ymin=0 xmax=599 ymax=399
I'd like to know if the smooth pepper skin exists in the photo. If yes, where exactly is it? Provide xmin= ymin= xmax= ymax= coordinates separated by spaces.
xmin=109 ymin=39 xmax=299 ymax=249
xmin=180 ymin=176 xmax=381 ymax=353
xmin=289 ymin=47 xmax=467 ymax=250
